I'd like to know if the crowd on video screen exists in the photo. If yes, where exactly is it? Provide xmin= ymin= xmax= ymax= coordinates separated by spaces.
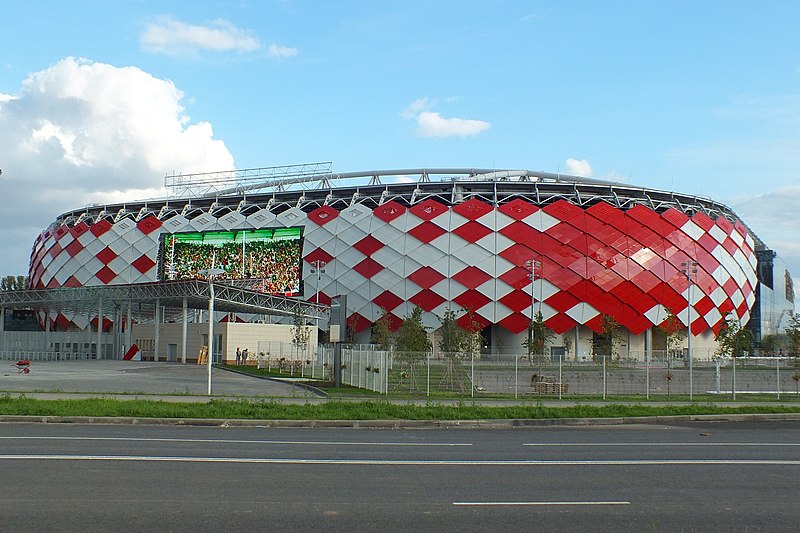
xmin=163 ymin=236 xmax=301 ymax=294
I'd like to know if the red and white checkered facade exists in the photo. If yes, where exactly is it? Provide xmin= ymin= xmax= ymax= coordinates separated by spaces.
xmin=29 ymin=197 xmax=757 ymax=338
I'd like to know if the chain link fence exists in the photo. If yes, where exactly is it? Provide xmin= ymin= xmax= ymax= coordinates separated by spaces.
xmin=312 ymin=347 xmax=800 ymax=398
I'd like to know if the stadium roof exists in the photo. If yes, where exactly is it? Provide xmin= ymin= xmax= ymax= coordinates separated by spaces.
xmin=0 ymin=280 xmax=326 ymax=323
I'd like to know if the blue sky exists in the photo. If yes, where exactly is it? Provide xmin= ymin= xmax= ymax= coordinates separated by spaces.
xmin=1 ymin=0 xmax=798 ymax=293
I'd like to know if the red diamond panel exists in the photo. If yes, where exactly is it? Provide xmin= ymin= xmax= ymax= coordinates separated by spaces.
xmin=353 ymin=257 xmax=384 ymax=279
xmin=545 ymin=313 xmax=578 ymax=335
xmin=453 ymin=221 xmax=492 ymax=243
xmin=544 ymin=291 xmax=581 ymax=313
xmin=499 ymin=290 xmax=532 ymax=313
xmin=70 ymin=222 xmax=90 ymax=238
xmin=90 ymin=219 xmax=113 ymax=237
xmin=453 ymin=289 xmax=491 ymax=313
xmin=96 ymin=246 xmax=118 ymax=265
xmin=543 ymin=199 xmax=583 ymax=221
xmin=373 ymin=290 xmax=403 ymax=311
xmin=95 ymin=266 xmax=117 ymax=285
xmin=409 ymin=289 xmax=446 ymax=312
xmin=499 ymin=220 xmax=542 ymax=245
xmin=452 ymin=266 xmax=491 ymax=290
xmin=408 ymin=221 xmax=446 ymax=243
xmin=692 ymin=212 xmax=716 ymax=232
xmin=354 ymin=235 xmax=385 ymax=256
xmin=65 ymin=239 xmax=85 ymax=257
xmin=304 ymin=248 xmax=334 ymax=265
xmin=409 ymin=199 xmax=447 ymax=221
xmin=137 ymin=216 xmax=163 ymax=235
xmin=499 ymin=267 xmax=531 ymax=290
xmin=499 ymin=313 xmax=530 ymax=334
xmin=408 ymin=266 xmax=445 ymax=289
xmin=498 ymin=243 xmax=534 ymax=267
xmin=308 ymin=206 xmax=339 ymax=226
xmin=373 ymin=201 xmax=406 ymax=223
xmin=347 ymin=312 xmax=372 ymax=333
xmin=457 ymin=312 xmax=490 ymax=332
xmin=55 ymin=225 xmax=69 ymax=238
xmin=453 ymin=198 xmax=493 ymax=220
xmin=63 ymin=276 xmax=81 ymax=288
xmin=132 ymin=254 xmax=157 ymax=274
xmin=48 ymin=242 xmax=63 ymax=259
xmin=716 ymin=216 xmax=735 ymax=235
xmin=498 ymin=198 xmax=538 ymax=220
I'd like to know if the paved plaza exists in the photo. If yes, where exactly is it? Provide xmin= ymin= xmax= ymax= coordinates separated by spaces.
xmin=0 ymin=360 xmax=317 ymax=401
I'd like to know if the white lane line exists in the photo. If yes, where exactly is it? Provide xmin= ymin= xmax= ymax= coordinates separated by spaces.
xmin=524 ymin=442 xmax=800 ymax=447
xmin=453 ymin=501 xmax=630 ymax=506
xmin=0 ymin=436 xmax=470 ymax=447
xmin=2 ymin=456 xmax=800 ymax=466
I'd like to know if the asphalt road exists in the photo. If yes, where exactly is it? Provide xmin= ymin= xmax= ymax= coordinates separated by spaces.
xmin=1 ymin=421 xmax=799 ymax=532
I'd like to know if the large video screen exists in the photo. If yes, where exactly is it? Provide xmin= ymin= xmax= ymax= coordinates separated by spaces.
xmin=160 ymin=227 xmax=302 ymax=294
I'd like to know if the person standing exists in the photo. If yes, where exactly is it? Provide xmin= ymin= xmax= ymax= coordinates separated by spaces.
xmin=236 ymin=346 xmax=242 ymax=365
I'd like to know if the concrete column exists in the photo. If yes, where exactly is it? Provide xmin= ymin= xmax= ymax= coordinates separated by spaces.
xmin=45 ymin=308 xmax=51 ymax=356
xmin=154 ymin=298 xmax=161 ymax=362
xmin=126 ymin=300 xmax=132 ymax=357
xmin=0 ymin=304 xmax=4 ymax=353
xmin=181 ymin=295 xmax=188 ymax=364
xmin=97 ymin=297 xmax=103 ymax=359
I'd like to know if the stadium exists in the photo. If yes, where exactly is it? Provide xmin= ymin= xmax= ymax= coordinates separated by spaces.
xmin=16 ymin=164 xmax=797 ymax=362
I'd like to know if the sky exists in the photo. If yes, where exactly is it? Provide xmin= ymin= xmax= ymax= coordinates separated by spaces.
xmin=0 ymin=0 xmax=798 ymax=296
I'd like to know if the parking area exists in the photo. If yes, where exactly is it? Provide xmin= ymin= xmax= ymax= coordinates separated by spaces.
xmin=0 ymin=360 xmax=316 ymax=400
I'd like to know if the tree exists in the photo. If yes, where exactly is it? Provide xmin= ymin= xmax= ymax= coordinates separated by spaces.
xmin=590 ymin=314 xmax=622 ymax=361
xmin=394 ymin=306 xmax=431 ymax=356
xmin=438 ymin=308 xmax=465 ymax=356
xmin=785 ymin=313 xmax=800 ymax=358
xmin=658 ymin=307 xmax=685 ymax=359
xmin=371 ymin=307 xmax=393 ymax=350
xmin=291 ymin=305 xmax=311 ymax=359
xmin=1 ymin=275 xmax=28 ymax=291
xmin=521 ymin=311 xmax=555 ymax=362
xmin=715 ymin=313 xmax=754 ymax=359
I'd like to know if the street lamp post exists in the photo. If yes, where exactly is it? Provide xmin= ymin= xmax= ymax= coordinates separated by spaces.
xmin=525 ymin=259 xmax=542 ymax=363
xmin=310 ymin=260 xmax=327 ymax=304
xmin=200 ymin=267 xmax=224 ymax=396
xmin=681 ymin=260 xmax=698 ymax=401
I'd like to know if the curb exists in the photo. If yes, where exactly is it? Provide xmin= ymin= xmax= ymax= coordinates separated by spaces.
xmin=3 ymin=412 xmax=800 ymax=428
xmin=215 ymin=365 xmax=328 ymax=398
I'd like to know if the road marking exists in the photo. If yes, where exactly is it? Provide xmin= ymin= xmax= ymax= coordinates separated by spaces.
xmin=0 ymin=436 xmax=470 ymax=447
xmin=453 ymin=501 xmax=630 ymax=506
xmin=523 ymin=442 xmax=800 ymax=447
xmin=2 ymin=455 xmax=800 ymax=466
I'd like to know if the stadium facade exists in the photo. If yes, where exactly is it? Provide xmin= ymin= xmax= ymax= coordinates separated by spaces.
xmin=27 ymin=167 xmax=795 ymax=360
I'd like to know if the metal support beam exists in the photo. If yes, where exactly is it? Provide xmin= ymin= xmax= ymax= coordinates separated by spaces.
xmin=181 ymin=295 xmax=188 ymax=364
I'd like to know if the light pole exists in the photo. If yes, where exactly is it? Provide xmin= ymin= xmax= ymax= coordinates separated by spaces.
xmin=199 ymin=267 xmax=224 ymax=396
xmin=681 ymin=260 xmax=698 ymax=401
xmin=525 ymin=259 xmax=541 ymax=363
xmin=310 ymin=260 xmax=327 ymax=304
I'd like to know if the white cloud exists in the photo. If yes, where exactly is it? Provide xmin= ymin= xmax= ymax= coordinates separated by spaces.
xmin=268 ymin=44 xmax=300 ymax=58
xmin=402 ymin=98 xmax=490 ymax=138
xmin=565 ymin=158 xmax=592 ymax=177
xmin=0 ymin=57 xmax=235 ymax=274
xmin=401 ymin=98 xmax=433 ymax=120
xmin=141 ymin=16 xmax=262 ymax=56
xmin=732 ymin=185 xmax=800 ymax=299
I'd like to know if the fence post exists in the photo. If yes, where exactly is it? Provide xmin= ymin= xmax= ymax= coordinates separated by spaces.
xmin=558 ymin=351 xmax=562 ymax=400
xmin=427 ymin=352 xmax=430 ymax=397
xmin=514 ymin=353 xmax=518 ymax=399
xmin=645 ymin=350 xmax=650 ymax=400
xmin=470 ymin=351 xmax=475 ymax=398
xmin=777 ymin=359 xmax=781 ymax=400
xmin=732 ymin=357 xmax=736 ymax=400
xmin=602 ymin=354 xmax=607 ymax=400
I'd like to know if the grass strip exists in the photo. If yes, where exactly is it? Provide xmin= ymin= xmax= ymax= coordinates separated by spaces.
xmin=2 ymin=396 xmax=800 ymax=420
